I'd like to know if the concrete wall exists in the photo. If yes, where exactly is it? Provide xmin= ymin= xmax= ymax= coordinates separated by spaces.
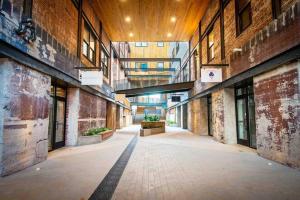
xmin=254 ymin=61 xmax=300 ymax=168
xmin=0 ymin=58 xmax=50 ymax=176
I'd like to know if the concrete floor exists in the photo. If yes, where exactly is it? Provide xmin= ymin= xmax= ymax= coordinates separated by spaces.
xmin=1 ymin=125 xmax=300 ymax=200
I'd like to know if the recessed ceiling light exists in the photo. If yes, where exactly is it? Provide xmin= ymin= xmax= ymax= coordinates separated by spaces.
xmin=171 ymin=16 xmax=176 ymax=23
xmin=125 ymin=16 xmax=131 ymax=22
xmin=129 ymin=32 xmax=134 ymax=37
xmin=167 ymin=33 xmax=172 ymax=37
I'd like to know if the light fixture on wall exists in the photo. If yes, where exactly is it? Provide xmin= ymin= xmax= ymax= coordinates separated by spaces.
xmin=167 ymin=33 xmax=172 ymax=37
xmin=129 ymin=32 xmax=134 ymax=37
xmin=233 ymin=48 xmax=242 ymax=52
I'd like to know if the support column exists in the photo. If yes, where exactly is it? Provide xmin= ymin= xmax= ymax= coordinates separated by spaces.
xmin=65 ymin=88 xmax=80 ymax=146
xmin=212 ymin=88 xmax=237 ymax=144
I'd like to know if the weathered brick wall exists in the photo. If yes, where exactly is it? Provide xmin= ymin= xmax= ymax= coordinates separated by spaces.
xmin=0 ymin=58 xmax=50 ymax=176
xmin=32 ymin=0 xmax=78 ymax=55
xmin=212 ymin=90 xmax=225 ymax=142
xmin=211 ymin=88 xmax=237 ymax=144
xmin=78 ymin=90 xmax=107 ymax=134
xmin=254 ymin=61 xmax=300 ymax=168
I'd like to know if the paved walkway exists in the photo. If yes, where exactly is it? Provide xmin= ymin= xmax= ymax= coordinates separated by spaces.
xmin=1 ymin=125 xmax=300 ymax=200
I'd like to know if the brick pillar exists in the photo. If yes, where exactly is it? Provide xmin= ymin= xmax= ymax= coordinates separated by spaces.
xmin=212 ymin=88 xmax=237 ymax=144
xmin=65 ymin=88 xmax=80 ymax=146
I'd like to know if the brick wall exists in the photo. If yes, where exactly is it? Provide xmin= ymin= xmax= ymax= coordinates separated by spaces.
xmin=78 ymin=90 xmax=107 ymax=134
xmin=32 ymin=0 xmax=78 ymax=55
xmin=0 ymin=58 xmax=50 ymax=176
xmin=254 ymin=61 xmax=300 ymax=168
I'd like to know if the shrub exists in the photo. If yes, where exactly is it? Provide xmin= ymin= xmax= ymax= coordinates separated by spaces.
xmin=83 ymin=127 xmax=111 ymax=136
xmin=144 ymin=114 xmax=160 ymax=122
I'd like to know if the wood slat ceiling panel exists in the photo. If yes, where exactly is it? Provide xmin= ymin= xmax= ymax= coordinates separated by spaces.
xmin=93 ymin=0 xmax=210 ymax=41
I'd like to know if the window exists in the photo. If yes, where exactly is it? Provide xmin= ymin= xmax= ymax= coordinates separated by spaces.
xmin=82 ymin=22 xmax=96 ymax=63
xmin=235 ymin=0 xmax=252 ymax=35
xmin=272 ymin=0 xmax=282 ymax=19
xmin=135 ymin=42 xmax=148 ymax=47
xmin=0 ymin=0 xmax=32 ymax=22
xmin=101 ymin=49 xmax=109 ymax=78
xmin=157 ymin=42 xmax=164 ymax=47
xmin=157 ymin=62 xmax=164 ymax=70
xmin=135 ymin=62 xmax=148 ymax=72
xmin=207 ymin=29 xmax=215 ymax=62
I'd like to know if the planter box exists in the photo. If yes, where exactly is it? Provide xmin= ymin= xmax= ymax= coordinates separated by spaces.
xmin=140 ymin=121 xmax=166 ymax=137
xmin=141 ymin=121 xmax=165 ymax=129
xmin=77 ymin=130 xmax=114 ymax=146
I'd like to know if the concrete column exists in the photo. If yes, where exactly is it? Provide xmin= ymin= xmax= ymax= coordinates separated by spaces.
xmin=176 ymin=106 xmax=182 ymax=127
xmin=65 ymin=88 xmax=80 ymax=146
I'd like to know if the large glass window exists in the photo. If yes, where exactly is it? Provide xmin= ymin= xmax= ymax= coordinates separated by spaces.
xmin=135 ymin=42 xmax=148 ymax=47
xmin=157 ymin=42 xmax=164 ymax=47
xmin=82 ymin=22 xmax=96 ymax=63
xmin=101 ymin=49 xmax=109 ymax=78
xmin=236 ymin=0 xmax=252 ymax=35
xmin=207 ymin=29 xmax=215 ymax=62
xmin=135 ymin=62 xmax=148 ymax=72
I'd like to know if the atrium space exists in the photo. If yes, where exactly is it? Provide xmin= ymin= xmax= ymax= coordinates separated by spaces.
xmin=0 ymin=0 xmax=300 ymax=199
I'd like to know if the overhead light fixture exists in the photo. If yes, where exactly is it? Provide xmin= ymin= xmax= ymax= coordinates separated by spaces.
xmin=171 ymin=16 xmax=176 ymax=23
xmin=125 ymin=16 xmax=131 ymax=23
xmin=167 ymin=33 xmax=172 ymax=37
xmin=129 ymin=32 xmax=134 ymax=37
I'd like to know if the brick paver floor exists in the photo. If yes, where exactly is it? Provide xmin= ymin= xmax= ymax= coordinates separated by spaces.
xmin=112 ymin=126 xmax=300 ymax=200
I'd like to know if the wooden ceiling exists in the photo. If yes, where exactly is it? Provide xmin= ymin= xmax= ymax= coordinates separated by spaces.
xmin=93 ymin=0 xmax=210 ymax=42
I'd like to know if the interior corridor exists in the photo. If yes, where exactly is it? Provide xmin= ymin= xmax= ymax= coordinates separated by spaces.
xmin=1 ymin=126 xmax=300 ymax=200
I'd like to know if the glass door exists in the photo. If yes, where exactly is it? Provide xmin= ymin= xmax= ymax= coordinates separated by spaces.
xmin=207 ymin=95 xmax=213 ymax=136
xmin=54 ymin=100 xmax=66 ymax=148
xmin=48 ymin=84 xmax=67 ymax=151
xmin=235 ymin=81 xmax=256 ymax=148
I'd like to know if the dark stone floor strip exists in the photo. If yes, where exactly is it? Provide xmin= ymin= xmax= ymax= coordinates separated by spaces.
xmin=89 ymin=136 xmax=138 ymax=200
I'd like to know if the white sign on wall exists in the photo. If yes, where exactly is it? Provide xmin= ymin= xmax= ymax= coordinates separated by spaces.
xmin=201 ymin=68 xmax=222 ymax=83
xmin=80 ymin=71 xmax=103 ymax=86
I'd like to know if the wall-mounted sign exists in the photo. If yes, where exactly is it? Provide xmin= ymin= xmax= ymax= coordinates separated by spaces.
xmin=201 ymin=68 xmax=222 ymax=82
xmin=80 ymin=71 xmax=103 ymax=86
xmin=171 ymin=96 xmax=181 ymax=102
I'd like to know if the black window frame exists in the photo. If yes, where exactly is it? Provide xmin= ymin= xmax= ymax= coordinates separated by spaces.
xmin=82 ymin=21 xmax=96 ymax=64
xmin=101 ymin=47 xmax=109 ymax=78
xmin=235 ymin=0 xmax=252 ymax=36
xmin=207 ymin=27 xmax=215 ymax=62
xmin=272 ymin=0 xmax=282 ymax=19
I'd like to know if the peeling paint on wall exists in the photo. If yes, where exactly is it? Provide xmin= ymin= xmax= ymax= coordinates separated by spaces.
xmin=254 ymin=62 xmax=300 ymax=168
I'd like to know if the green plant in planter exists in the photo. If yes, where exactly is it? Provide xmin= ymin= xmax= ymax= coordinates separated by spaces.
xmin=144 ymin=114 xmax=160 ymax=122
xmin=83 ymin=127 xmax=111 ymax=136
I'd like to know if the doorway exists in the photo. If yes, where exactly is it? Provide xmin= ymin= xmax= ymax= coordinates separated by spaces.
xmin=235 ymin=80 xmax=256 ymax=148
xmin=207 ymin=95 xmax=213 ymax=136
xmin=182 ymin=103 xmax=188 ymax=129
xmin=48 ymin=84 xmax=67 ymax=151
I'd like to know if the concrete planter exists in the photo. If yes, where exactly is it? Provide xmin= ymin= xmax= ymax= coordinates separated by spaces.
xmin=140 ymin=121 xmax=166 ymax=136
xmin=77 ymin=130 xmax=114 ymax=146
